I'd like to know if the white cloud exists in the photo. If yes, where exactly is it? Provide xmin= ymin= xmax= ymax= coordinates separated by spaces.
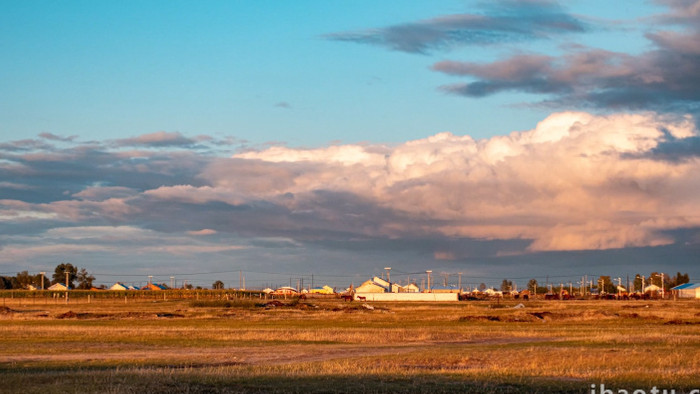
xmin=215 ymin=111 xmax=700 ymax=251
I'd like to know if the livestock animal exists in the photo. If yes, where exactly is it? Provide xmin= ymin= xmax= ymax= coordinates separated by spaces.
xmin=356 ymin=295 xmax=366 ymax=301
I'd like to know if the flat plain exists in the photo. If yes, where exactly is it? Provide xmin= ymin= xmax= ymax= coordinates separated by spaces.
xmin=1 ymin=294 xmax=699 ymax=393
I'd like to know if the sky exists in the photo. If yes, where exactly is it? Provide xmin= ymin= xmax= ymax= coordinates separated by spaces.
xmin=1 ymin=0 xmax=699 ymax=289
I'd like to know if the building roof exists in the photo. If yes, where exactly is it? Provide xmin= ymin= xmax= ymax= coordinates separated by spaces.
xmin=672 ymin=283 xmax=700 ymax=290
xmin=48 ymin=283 xmax=68 ymax=291
xmin=141 ymin=283 xmax=168 ymax=290
xmin=274 ymin=286 xmax=298 ymax=293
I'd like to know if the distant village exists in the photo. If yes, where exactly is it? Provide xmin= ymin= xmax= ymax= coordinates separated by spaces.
xmin=1 ymin=263 xmax=698 ymax=301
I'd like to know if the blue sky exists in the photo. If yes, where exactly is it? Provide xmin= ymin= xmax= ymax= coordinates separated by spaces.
xmin=2 ymin=0 xmax=665 ymax=146
xmin=1 ymin=1 xmax=699 ymax=289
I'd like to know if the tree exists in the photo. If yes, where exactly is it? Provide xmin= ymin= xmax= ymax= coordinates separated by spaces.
xmin=500 ymin=279 xmax=513 ymax=292
xmin=669 ymin=272 xmax=689 ymax=288
xmin=598 ymin=276 xmax=615 ymax=293
xmin=14 ymin=271 xmax=34 ymax=289
xmin=212 ymin=280 xmax=224 ymax=290
xmin=52 ymin=263 xmax=78 ymax=289
xmin=76 ymin=268 xmax=95 ymax=289
xmin=0 ymin=276 xmax=12 ymax=289
xmin=633 ymin=274 xmax=643 ymax=293
xmin=478 ymin=283 xmax=487 ymax=291
xmin=527 ymin=279 xmax=538 ymax=292
xmin=36 ymin=274 xmax=50 ymax=289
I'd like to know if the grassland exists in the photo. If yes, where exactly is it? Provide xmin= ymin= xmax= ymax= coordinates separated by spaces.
xmin=1 ymin=295 xmax=699 ymax=393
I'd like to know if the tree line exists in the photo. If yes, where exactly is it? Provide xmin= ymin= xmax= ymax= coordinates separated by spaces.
xmin=0 ymin=263 xmax=94 ymax=290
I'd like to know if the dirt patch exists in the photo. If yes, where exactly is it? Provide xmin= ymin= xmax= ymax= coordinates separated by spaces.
xmin=0 ymin=306 xmax=16 ymax=314
xmin=530 ymin=312 xmax=554 ymax=321
xmin=155 ymin=313 xmax=184 ymax=318
xmin=526 ymin=310 xmax=617 ymax=322
xmin=459 ymin=315 xmax=502 ymax=322
xmin=55 ymin=311 xmax=166 ymax=320
xmin=664 ymin=320 xmax=700 ymax=325
xmin=56 ymin=311 xmax=110 ymax=319
xmin=259 ymin=300 xmax=288 ymax=308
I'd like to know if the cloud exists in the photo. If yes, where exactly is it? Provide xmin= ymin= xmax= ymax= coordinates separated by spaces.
xmin=219 ymin=111 xmax=699 ymax=252
xmin=434 ymin=44 xmax=700 ymax=111
xmin=1 ymin=112 xmax=699 ymax=275
xmin=432 ymin=1 xmax=700 ymax=112
xmin=114 ymin=131 xmax=200 ymax=148
xmin=188 ymin=229 xmax=217 ymax=236
xmin=38 ymin=132 xmax=76 ymax=142
xmin=324 ymin=0 xmax=587 ymax=54
xmin=274 ymin=101 xmax=292 ymax=109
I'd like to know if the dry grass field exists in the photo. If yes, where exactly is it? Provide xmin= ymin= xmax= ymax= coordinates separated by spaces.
xmin=1 ymin=295 xmax=699 ymax=393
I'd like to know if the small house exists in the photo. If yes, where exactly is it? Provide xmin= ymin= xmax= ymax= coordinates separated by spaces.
xmin=483 ymin=288 xmax=503 ymax=297
xmin=110 ymin=282 xmax=132 ymax=291
xmin=356 ymin=277 xmax=405 ymax=293
xmin=273 ymin=286 xmax=298 ymax=295
xmin=356 ymin=280 xmax=387 ymax=293
xmin=48 ymin=283 xmax=68 ymax=291
xmin=141 ymin=283 xmax=168 ymax=291
xmin=644 ymin=284 xmax=662 ymax=293
xmin=309 ymin=285 xmax=335 ymax=295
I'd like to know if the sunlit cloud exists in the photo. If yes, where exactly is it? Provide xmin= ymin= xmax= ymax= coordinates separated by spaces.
xmin=1 ymin=111 xmax=698 ymax=272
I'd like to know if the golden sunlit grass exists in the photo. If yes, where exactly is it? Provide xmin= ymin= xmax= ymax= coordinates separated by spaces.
xmin=1 ymin=297 xmax=699 ymax=393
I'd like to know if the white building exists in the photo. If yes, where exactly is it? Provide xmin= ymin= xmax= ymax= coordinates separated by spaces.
xmin=671 ymin=283 xmax=700 ymax=299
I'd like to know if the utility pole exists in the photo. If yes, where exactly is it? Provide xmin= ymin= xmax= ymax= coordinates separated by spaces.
xmin=642 ymin=276 xmax=646 ymax=294
xmin=426 ymin=270 xmax=432 ymax=293
xmin=384 ymin=267 xmax=391 ymax=293
xmin=240 ymin=270 xmax=243 ymax=290
xmin=560 ymin=283 xmax=563 ymax=300
xmin=170 ymin=277 xmax=174 ymax=289
xmin=661 ymin=273 xmax=665 ymax=298
xmin=148 ymin=275 xmax=153 ymax=285
xmin=40 ymin=272 xmax=45 ymax=291
xmin=616 ymin=277 xmax=622 ymax=298
xmin=65 ymin=270 xmax=69 ymax=304
xmin=458 ymin=272 xmax=462 ymax=293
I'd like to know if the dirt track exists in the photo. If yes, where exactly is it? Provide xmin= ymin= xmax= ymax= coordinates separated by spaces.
xmin=1 ymin=337 xmax=554 ymax=368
